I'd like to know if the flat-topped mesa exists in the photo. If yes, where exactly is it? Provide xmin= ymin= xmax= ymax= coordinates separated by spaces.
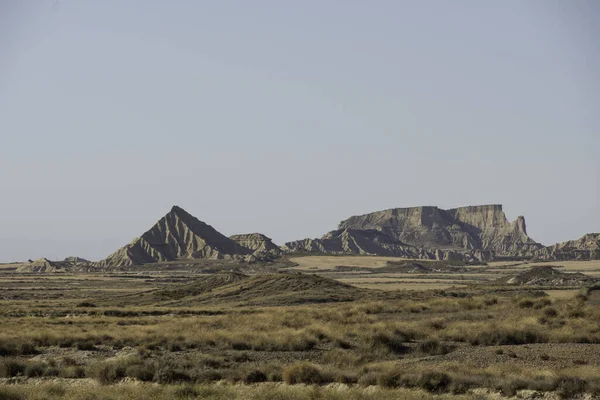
xmin=97 ymin=206 xmax=252 ymax=268
xmin=338 ymin=204 xmax=542 ymax=257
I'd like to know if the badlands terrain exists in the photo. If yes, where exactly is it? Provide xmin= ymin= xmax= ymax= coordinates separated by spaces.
xmin=0 ymin=204 xmax=599 ymax=399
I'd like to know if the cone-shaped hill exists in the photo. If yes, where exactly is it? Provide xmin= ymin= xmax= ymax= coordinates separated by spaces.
xmin=96 ymin=206 xmax=252 ymax=268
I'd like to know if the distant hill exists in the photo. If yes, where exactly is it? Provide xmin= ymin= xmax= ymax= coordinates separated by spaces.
xmin=337 ymin=205 xmax=542 ymax=257
xmin=536 ymin=233 xmax=600 ymax=261
xmin=17 ymin=258 xmax=66 ymax=273
xmin=283 ymin=204 xmax=544 ymax=261
xmin=95 ymin=206 xmax=252 ymax=268
xmin=495 ymin=266 xmax=598 ymax=287
xmin=150 ymin=273 xmax=370 ymax=306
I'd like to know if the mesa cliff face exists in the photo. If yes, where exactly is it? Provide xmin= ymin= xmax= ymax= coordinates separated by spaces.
xmin=96 ymin=206 xmax=252 ymax=267
xmin=282 ymin=228 xmax=489 ymax=262
xmin=337 ymin=204 xmax=542 ymax=257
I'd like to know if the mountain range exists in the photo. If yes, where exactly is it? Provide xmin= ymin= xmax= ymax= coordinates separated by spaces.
xmin=15 ymin=204 xmax=600 ymax=270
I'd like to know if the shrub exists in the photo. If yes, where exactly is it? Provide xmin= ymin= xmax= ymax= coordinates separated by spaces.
xmin=416 ymin=340 xmax=453 ymax=356
xmin=172 ymin=385 xmax=198 ymax=399
xmin=483 ymin=297 xmax=498 ymax=306
xmin=419 ymin=372 xmax=452 ymax=393
xmin=0 ymin=387 xmax=24 ymax=400
xmin=75 ymin=340 xmax=97 ymax=351
xmin=0 ymin=359 xmax=26 ymax=378
xmin=518 ymin=299 xmax=534 ymax=309
xmin=76 ymin=302 xmax=96 ymax=307
xmin=534 ymin=298 xmax=552 ymax=309
xmin=370 ymin=333 xmax=409 ymax=354
xmin=243 ymin=369 xmax=268 ymax=384
xmin=90 ymin=361 xmax=127 ymax=384
xmin=125 ymin=364 xmax=155 ymax=382
xmin=154 ymin=366 xmax=191 ymax=383
xmin=469 ymin=328 xmax=546 ymax=346
xmin=194 ymin=370 xmax=222 ymax=383
xmin=557 ymin=377 xmax=587 ymax=398
xmin=0 ymin=342 xmax=38 ymax=357
xmin=24 ymin=363 xmax=46 ymax=378
xmin=282 ymin=362 xmax=329 ymax=385
xmin=543 ymin=307 xmax=558 ymax=318
xmin=59 ymin=366 xmax=86 ymax=379
xmin=357 ymin=372 xmax=378 ymax=387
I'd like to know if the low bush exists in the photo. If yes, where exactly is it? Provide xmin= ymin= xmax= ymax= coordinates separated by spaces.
xmin=125 ymin=363 xmax=155 ymax=382
xmin=416 ymin=340 xmax=453 ymax=356
xmin=468 ymin=328 xmax=547 ymax=346
xmin=89 ymin=361 xmax=127 ymax=384
xmin=419 ymin=371 xmax=452 ymax=393
xmin=0 ymin=341 xmax=38 ymax=357
xmin=0 ymin=359 xmax=27 ymax=378
xmin=243 ymin=369 xmax=268 ymax=384
xmin=370 ymin=333 xmax=409 ymax=354
xmin=282 ymin=362 xmax=330 ymax=385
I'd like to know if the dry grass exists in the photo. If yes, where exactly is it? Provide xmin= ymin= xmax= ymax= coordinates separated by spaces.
xmin=1 ymin=263 xmax=599 ymax=398
xmin=289 ymin=256 xmax=417 ymax=270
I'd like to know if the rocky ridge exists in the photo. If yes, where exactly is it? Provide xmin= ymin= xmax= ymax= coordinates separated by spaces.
xmin=17 ymin=258 xmax=66 ymax=273
xmin=283 ymin=204 xmax=541 ymax=261
xmin=536 ymin=233 xmax=600 ymax=261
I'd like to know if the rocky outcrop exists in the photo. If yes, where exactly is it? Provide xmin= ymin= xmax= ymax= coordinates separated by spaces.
xmin=338 ymin=205 xmax=542 ymax=257
xmin=536 ymin=233 xmax=600 ymax=260
xmin=230 ymin=233 xmax=281 ymax=254
xmin=17 ymin=258 xmax=65 ymax=273
xmin=283 ymin=228 xmax=490 ymax=262
xmin=496 ymin=266 xmax=598 ymax=287
xmin=96 ymin=206 xmax=252 ymax=268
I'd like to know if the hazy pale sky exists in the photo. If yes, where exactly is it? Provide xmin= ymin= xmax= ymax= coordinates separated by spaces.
xmin=1 ymin=0 xmax=598 ymax=262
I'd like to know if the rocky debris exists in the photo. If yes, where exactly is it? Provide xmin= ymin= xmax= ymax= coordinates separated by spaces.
xmin=95 ymin=206 xmax=252 ymax=268
xmin=338 ymin=205 xmax=542 ymax=257
xmin=16 ymin=258 xmax=65 ymax=273
xmin=496 ymin=266 xmax=598 ymax=287
xmin=536 ymin=233 xmax=600 ymax=261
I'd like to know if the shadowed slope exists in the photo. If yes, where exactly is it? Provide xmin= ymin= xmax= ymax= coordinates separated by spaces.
xmin=149 ymin=273 xmax=372 ymax=306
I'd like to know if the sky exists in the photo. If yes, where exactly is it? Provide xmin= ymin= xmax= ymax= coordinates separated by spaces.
xmin=0 ymin=0 xmax=598 ymax=262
